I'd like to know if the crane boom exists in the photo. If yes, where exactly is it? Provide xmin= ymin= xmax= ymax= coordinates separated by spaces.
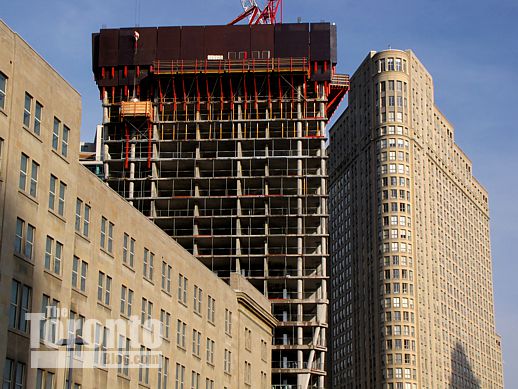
xmin=229 ymin=0 xmax=283 ymax=25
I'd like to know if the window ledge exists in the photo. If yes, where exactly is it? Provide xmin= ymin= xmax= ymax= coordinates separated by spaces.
xmin=18 ymin=189 xmax=39 ymax=205
xmin=143 ymin=277 xmax=154 ymax=286
xmin=0 ymin=108 xmax=7 ymax=117
xmin=117 ymin=374 xmax=130 ymax=382
xmin=13 ymin=252 xmax=34 ymax=266
xmin=48 ymin=209 xmax=66 ymax=223
xmin=96 ymin=301 xmax=112 ymax=311
xmin=122 ymin=262 xmax=135 ymax=273
xmin=161 ymin=289 xmax=172 ymax=297
xmin=71 ymin=287 xmax=88 ymax=298
xmin=75 ymin=231 xmax=91 ymax=243
xmin=100 ymin=247 xmax=114 ymax=258
xmin=22 ymin=125 xmax=43 ymax=143
xmin=43 ymin=269 xmax=63 ymax=282
xmin=51 ymin=148 xmax=70 ymax=164
xmin=7 ymin=328 xmax=30 ymax=339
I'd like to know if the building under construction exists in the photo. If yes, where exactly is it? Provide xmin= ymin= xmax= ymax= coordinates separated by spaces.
xmin=91 ymin=21 xmax=348 ymax=388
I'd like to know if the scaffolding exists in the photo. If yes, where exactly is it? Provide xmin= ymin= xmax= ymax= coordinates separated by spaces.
xmin=94 ymin=24 xmax=349 ymax=389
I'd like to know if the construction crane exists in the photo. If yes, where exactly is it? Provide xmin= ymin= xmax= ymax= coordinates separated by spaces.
xmin=229 ymin=0 xmax=283 ymax=25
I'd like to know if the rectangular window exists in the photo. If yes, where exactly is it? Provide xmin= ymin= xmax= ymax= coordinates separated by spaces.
xmin=100 ymin=217 xmax=114 ymax=253
xmin=160 ymin=309 xmax=171 ymax=339
xmin=83 ymin=204 xmax=90 ymax=237
xmin=120 ymin=285 xmax=134 ymax=316
xmin=178 ymin=274 xmax=188 ymax=305
xmin=40 ymin=295 xmax=59 ymax=344
xmin=193 ymin=285 xmax=202 ymax=315
xmin=175 ymin=363 xmax=185 ymax=389
xmin=48 ymin=175 xmax=57 ymax=211
xmin=3 ymin=359 xmax=26 ymax=389
xmin=62 ymin=125 xmax=70 ymax=157
xmin=44 ymin=236 xmax=63 ymax=275
xmin=206 ymin=338 xmax=214 ymax=365
xmin=18 ymin=154 xmax=39 ymax=197
xmin=34 ymin=102 xmax=43 ymax=136
xmin=224 ymin=349 xmax=232 ymax=374
xmin=23 ymin=93 xmax=32 ymax=128
xmin=141 ymin=298 xmax=153 ymax=328
xmin=205 ymin=379 xmax=214 ymax=389
xmin=52 ymin=117 xmax=60 ymax=150
xmin=18 ymin=154 xmax=28 ymax=191
xmin=117 ymin=335 xmax=130 ymax=376
xmin=143 ymin=248 xmax=154 ymax=280
xmin=176 ymin=320 xmax=186 ymax=349
xmin=9 ymin=280 xmax=31 ymax=332
xmin=75 ymin=199 xmax=82 ymax=232
xmin=244 ymin=361 xmax=251 ymax=385
xmin=192 ymin=329 xmax=201 ymax=357
xmin=97 ymin=271 xmax=112 ymax=306
xmin=157 ymin=355 xmax=169 ymax=389
xmin=36 ymin=368 xmax=55 ymax=389
xmin=190 ymin=371 xmax=200 ymax=389
xmin=72 ymin=256 xmax=88 ymax=292
xmin=207 ymin=296 xmax=215 ymax=323
xmin=14 ymin=217 xmax=35 ymax=260
xmin=0 ymin=72 xmax=6 ymax=110
xmin=224 ymin=309 xmax=232 ymax=336
xmin=161 ymin=262 xmax=172 ymax=293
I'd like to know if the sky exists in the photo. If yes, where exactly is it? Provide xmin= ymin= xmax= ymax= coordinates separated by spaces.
xmin=2 ymin=0 xmax=517 ymax=384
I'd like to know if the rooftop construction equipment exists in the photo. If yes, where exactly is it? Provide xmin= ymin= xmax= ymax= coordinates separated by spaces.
xmin=91 ymin=19 xmax=349 ymax=389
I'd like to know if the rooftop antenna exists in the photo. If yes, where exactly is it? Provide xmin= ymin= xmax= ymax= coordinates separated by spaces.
xmin=134 ymin=0 xmax=141 ymax=27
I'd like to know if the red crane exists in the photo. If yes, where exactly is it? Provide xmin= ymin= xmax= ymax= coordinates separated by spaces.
xmin=229 ymin=0 xmax=283 ymax=25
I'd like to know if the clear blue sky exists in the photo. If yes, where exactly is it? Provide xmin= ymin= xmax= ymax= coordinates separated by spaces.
xmin=2 ymin=0 xmax=517 ymax=384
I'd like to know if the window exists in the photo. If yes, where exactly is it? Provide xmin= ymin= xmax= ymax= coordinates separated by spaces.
xmin=193 ymin=285 xmax=202 ymax=315
xmin=19 ymin=153 xmax=39 ymax=197
xmin=36 ymin=368 xmax=55 ymax=389
xmin=97 ymin=271 xmax=112 ymax=306
xmin=205 ymin=379 xmax=214 ymax=389
xmin=206 ymin=338 xmax=215 ymax=365
xmin=245 ymin=328 xmax=252 ymax=351
xmin=52 ymin=117 xmax=60 ymax=150
xmin=224 ymin=309 xmax=232 ymax=335
xmin=192 ymin=329 xmax=201 ymax=357
xmin=244 ymin=361 xmax=251 ymax=385
xmin=117 ymin=335 xmax=130 ymax=376
xmin=176 ymin=320 xmax=186 ymax=349
xmin=9 ymin=280 xmax=31 ymax=332
xmin=175 ymin=363 xmax=185 ymax=389
xmin=100 ymin=217 xmax=114 ymax=254
xmin=178 ymin=274 xmax=188 ymax=305
xmin=93 ymin=324 xmax=110 ymax=366
xmin=67 ymin=311 xmax=85 ymax=358
xmin=123 ymin=233 xmax=135 ymax=268
xmin=141 ymin=298 xmax=153 ymax=328
xmin=49 ymin=175 xmax=66 ymax=217
xmin=138 ymin=346 xmax=150 ymax=384
xmin=3 ymin=359 xmax=26 ymax=389
xmin=62 ymin=125 xmax=70 ymax=157
xmin=261 ymin=339 xmax=268 ymax=361
xmin=120 ymin=285 xmax=133 ymax=316
xmin=190 ymin=371 xmax=200 ymax=389
xmin=14 ymin=217 xmax=35 ymax=260
xmin=34 ymin=102 xmax=43 ymax=136
xmin=23 ymin=93 xmax=32 ymax=128
xmin=44 ymin=236 xmax=63 ymax=275
xmin=160 ymin=310 xmax=171 ymax=338
xmin=207 ymin=296 xmax=215 ymax=323
xmin=75 ymin=199 xmax=91 ymax=237
xmin=143 ymin=248 xmax=154 ymax=280
xmin=40 ymin=295 xmax=59 ymax=344
xmin=157 ymin=355 xmax=169 ymax=389
xmin=0 ymin=72 xmax=6 ymax=110
xmin=161 ymin=261 xmax=172 ymax=293
xmin=75 ymin=199 xmax=82 ymax=232
xmin=224 ymin=349 xmax=232 ymax=374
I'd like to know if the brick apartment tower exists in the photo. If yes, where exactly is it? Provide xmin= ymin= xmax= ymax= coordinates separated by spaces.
xmin=92 ymin=24 xmax=349 ymax=388
xmin=328 ymin=50 xmax=504 ymax=388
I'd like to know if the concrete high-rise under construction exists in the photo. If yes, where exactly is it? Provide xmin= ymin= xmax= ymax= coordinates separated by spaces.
xmin=328 ymin=50 xmax=504 ymax=388
xmin=91 ymin=23 xmax=349 ymax=388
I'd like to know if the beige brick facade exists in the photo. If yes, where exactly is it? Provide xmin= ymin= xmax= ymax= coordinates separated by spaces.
xmin=0 ymin=20 xmax=275 ymax=389
xmin=329 ymin=50 xmax=504 ymax=388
